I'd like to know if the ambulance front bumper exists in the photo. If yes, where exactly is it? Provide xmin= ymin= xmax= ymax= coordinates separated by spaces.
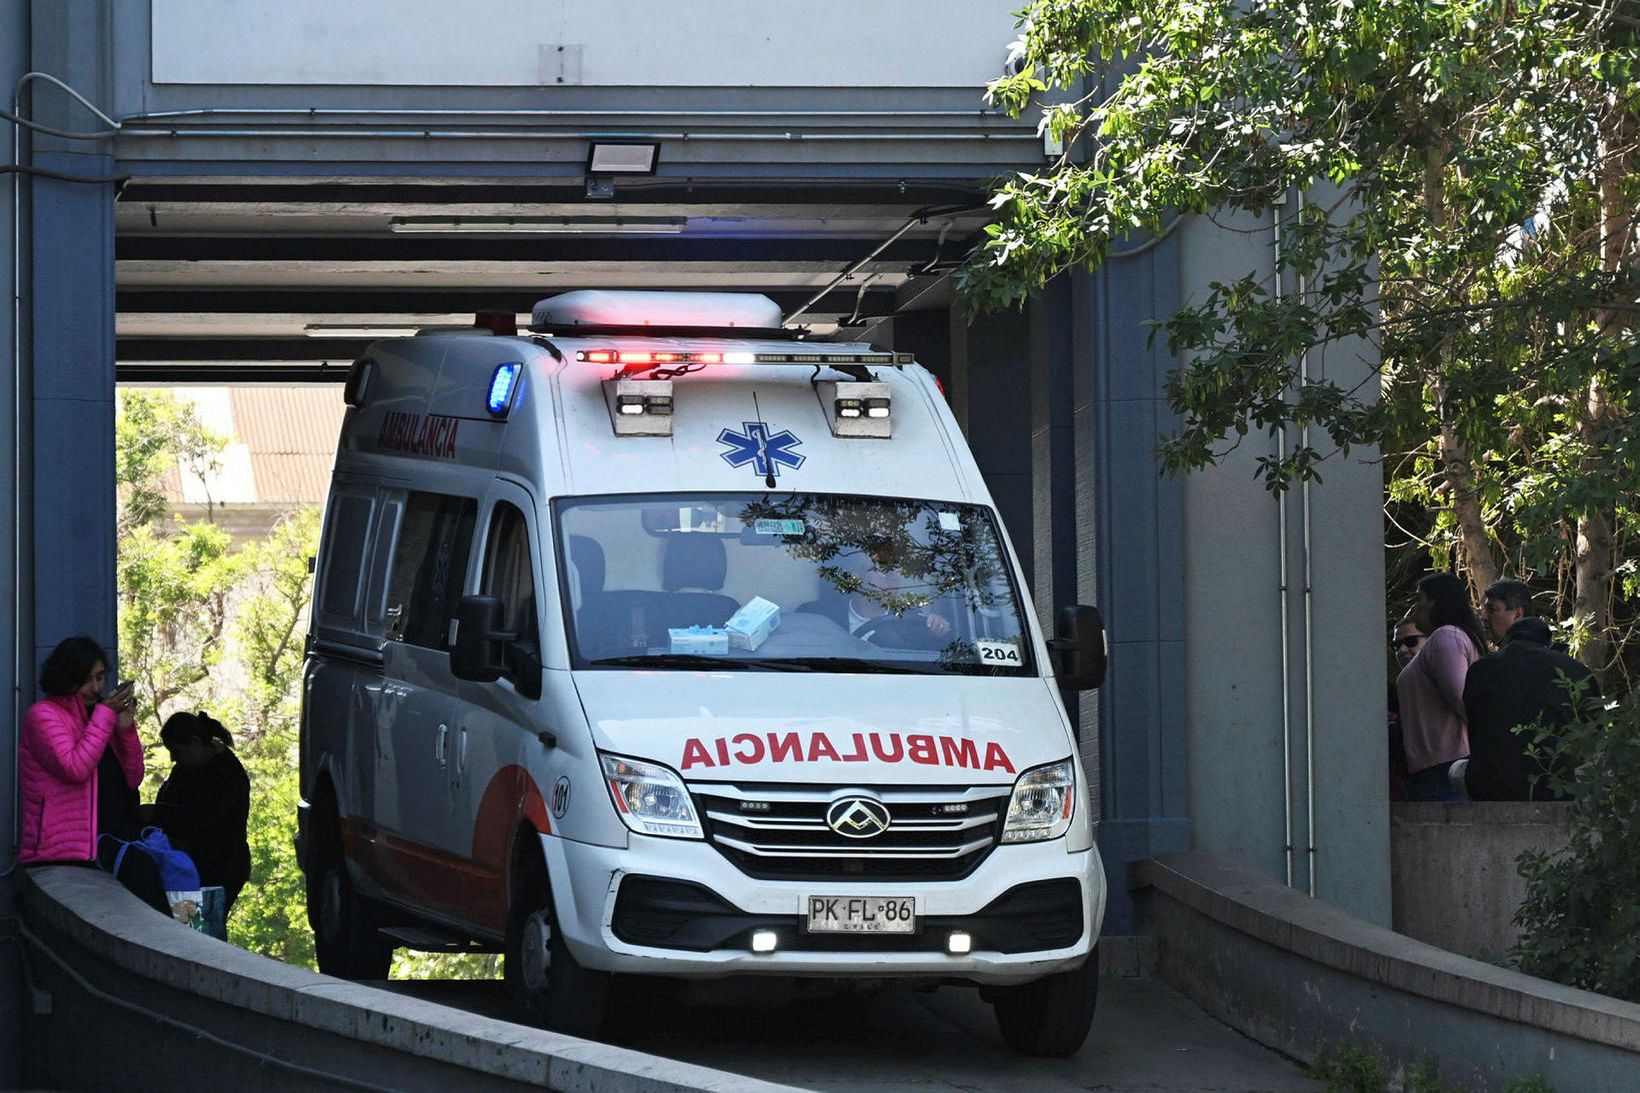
xmin=542 ymin=832 xmax=1106 ymax=984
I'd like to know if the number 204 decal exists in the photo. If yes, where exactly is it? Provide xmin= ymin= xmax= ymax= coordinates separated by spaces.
xmin=974 ymin=640 xmax=1022 ymax=664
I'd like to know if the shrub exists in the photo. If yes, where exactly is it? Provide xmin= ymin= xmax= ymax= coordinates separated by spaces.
xmin=1513 ymin=690 xmax=1640 ymax=1001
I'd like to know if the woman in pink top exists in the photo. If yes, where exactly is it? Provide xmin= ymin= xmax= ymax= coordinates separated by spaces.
xmin=1396 ymin=573 xmax=1488 ymax=801
xmin=19 ymin=636 xmax=143 ymax=863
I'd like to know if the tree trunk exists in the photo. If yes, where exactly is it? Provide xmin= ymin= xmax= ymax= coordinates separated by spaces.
xmin=1439 ymin=418 xmax=1498 ymax=598
xmin=1577 ymin=104 xmax=1634 ymax=680
xmin=1422 ymin=141 xmax=1497 ymax=598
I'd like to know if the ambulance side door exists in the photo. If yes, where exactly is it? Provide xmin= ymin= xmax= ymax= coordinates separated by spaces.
xmin=368 ymin=487 xmax=479 ymax=918
xmin=444 ymin=480 xmax=549 ymax=936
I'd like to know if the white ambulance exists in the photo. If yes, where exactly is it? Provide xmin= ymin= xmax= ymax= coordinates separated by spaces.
xmin=298 ymin=290 xmax=1108 ymax=1055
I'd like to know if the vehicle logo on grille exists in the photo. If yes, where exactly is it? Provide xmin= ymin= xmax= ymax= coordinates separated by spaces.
xmin=825 ymin=797 xmax=891 ymax=838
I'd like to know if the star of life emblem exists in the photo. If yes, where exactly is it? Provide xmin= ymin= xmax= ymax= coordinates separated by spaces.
xmin=717 ymin=421 xmax=806 ymax=479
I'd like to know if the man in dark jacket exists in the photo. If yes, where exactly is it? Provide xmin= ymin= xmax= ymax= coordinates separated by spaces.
xmin=1460 ymin=617 xmax=1596 ymax=801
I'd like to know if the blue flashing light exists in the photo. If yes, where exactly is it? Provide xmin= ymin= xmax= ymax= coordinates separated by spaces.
xmin=488 ymin=362 xmax=522 ymax=416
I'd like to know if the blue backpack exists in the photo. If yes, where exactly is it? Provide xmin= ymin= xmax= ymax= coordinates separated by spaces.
xmin=100 ymin=827 xmax=201 ymax=891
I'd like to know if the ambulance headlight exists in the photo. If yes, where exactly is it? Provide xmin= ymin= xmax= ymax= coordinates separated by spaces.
xmin=1001 ymin=759 xmax=1075 ymax=843
xmin=600 ymin=754 xmax=703 ymax=839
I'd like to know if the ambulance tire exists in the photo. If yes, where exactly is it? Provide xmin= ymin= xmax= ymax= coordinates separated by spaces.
xmin=505 ymin=844 xmax=612 ymax=1039
xmin=307 ymin=792 xmax=395 ymax=981
xmin=990 ymin=948 xmax=1099 ymax=1057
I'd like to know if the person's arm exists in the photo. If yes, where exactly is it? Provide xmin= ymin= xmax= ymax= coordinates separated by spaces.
xmin=1426 ymin=629 xmax=1476 ymax=721
xmin=24 ymin=702 xmax=118 ymax=784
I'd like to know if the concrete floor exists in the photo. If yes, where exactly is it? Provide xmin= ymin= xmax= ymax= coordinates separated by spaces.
xmin=389 ymin=975 xmax=1321 ymax=1092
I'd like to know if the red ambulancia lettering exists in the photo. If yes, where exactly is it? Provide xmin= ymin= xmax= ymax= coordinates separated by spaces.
xmin=983 ymin=742 xmax=1016 ymax=773
xmin=678 ymin=731 xmax=1014 ymax=773
xmin=869 ymin=732 xmax=903 ymax=763
xmin=376 ymin=411 xmax=459 ymax=458
xmin=807 ymin=734 xmax=841 ymax=762
xmin=940 ymin=736 xmax=979 ymax=769
xmin=681 ymin=738 xmax=713 ymax=770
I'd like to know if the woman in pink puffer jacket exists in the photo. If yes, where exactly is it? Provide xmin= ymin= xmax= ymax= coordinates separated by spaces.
xmin=19 ymin=636 xmax=143 ymax=865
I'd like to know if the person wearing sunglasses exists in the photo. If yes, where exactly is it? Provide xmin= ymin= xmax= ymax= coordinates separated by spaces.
xmin=1386 ymin=616 xmax=1424 ymax=800
xmin=1396 ymin=573 xmax=1488 ymax=802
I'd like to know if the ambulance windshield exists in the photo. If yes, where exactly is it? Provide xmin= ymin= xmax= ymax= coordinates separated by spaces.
xmin=555 ymin=493 xmax=1034 ymax=676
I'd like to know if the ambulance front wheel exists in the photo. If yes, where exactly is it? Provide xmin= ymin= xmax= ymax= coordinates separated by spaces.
xmin=307 ymin=792 xmax=394 ymax=981
xmin=990 ymin=947 xmax=1099 ymax=1057
xmin=505 ymin=841 xmax=611 ymax=1038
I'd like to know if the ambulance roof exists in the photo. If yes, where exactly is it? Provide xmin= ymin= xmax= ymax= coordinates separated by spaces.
xmin=340 ymin=302 xmax=985 ymax=507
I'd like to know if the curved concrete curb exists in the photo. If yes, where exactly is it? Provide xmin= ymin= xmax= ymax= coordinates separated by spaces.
xmin=20 ymin=866 xmax=806 ymax=1092
xmin=1133 ymin=851 xmax=1640 ymax=1091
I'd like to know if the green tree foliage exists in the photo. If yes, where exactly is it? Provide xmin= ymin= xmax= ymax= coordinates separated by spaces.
xmin=1514 ymin=690 xmax=1640 ymax=1001
xmin=116 ymin=390 xmax=241 ymax=730
xmin=964 ymin=0 xmax=1640 ymax=681
xmin=116 ymin=391 xmax=322 ymax=969
xmin=226 ymin=510 xmax=321 ymax=967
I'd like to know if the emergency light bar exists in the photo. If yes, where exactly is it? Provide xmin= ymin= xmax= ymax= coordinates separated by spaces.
xmin=574 ymin=349 xmax=913 ymax=368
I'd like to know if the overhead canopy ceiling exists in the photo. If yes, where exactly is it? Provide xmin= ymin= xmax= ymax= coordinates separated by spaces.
xmin=114 ymin=178 xmax=994 ymax=381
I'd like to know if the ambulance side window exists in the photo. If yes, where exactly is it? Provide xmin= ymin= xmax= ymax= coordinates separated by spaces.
xmin=481 ymin=501 xmax=539 ymax=658
xmin=384 ymin=491 xmax=477 ymax=649
xmin=362 ymin=494 xmax=405 ymax=634
xmin=317 ymin=489 xmax=375 ymax=627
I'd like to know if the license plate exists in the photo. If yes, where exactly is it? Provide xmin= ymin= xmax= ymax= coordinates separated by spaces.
xmin=804 ymin=895 xmax=917 ymax=934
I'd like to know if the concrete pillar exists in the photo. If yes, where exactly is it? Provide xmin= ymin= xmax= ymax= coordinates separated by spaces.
xmin=1075 ymin=242 xmax=1192 ymax=934
xmin=1176 ymin=206 xmax=1390 ymax=925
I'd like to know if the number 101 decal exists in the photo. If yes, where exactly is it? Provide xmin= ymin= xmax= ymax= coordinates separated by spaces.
xmin=974 ymin=640 xmax=1021 ymax=665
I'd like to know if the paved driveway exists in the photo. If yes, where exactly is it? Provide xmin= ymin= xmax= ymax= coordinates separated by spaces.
xmin=389 ymin=974 xmax=1320 ymax=1092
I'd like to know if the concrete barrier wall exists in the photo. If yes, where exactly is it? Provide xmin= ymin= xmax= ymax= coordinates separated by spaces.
xmin=1133 ymin=852 xmax=1640 ymax=1092
xmin=1391 ymin=802 xmax=1572 ymax=960
xmin=18 ymin=867 xmax=802 ymax=1093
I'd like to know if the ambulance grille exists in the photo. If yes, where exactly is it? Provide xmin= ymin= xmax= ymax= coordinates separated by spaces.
xmin=688 ymin=783 xmax=1010 ymax=882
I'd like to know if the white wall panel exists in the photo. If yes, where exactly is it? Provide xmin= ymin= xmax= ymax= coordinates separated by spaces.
xmin=152 ymin=0 xmax=1021 ymax=87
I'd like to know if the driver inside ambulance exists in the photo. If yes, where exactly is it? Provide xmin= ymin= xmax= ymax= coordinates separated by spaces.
xmin=840 ymin=553 xmax=954 ymax=649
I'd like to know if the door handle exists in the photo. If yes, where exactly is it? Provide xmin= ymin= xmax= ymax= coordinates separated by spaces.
xmin=435 ymin=723 xmax=448 ymax=767
xmin=457 ymin=727 xmax=469 ymax=773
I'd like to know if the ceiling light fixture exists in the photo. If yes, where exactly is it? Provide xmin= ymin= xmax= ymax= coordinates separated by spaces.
xmin=303 ymin=324 xmax=424 ymax=338
xmin=586 ymin=141 xmax=660 ymax=174
xmin=388 ymin=216 xmax=686 ymax=234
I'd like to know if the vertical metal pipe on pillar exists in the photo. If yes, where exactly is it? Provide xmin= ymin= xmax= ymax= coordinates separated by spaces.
xmin=1272 ymin=201 xmax=1296 ymax=889
xmin=0 ymin=2 xmax=31 ymax=1083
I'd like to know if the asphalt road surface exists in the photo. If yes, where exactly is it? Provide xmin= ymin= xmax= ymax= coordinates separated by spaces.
xmin=386 ymin=975 xmax=1320 ymax=1092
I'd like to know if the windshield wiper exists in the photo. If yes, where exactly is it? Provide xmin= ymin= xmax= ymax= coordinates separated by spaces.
xmin=773 ymin=657 xmax=925 ymax=674
xmin=587 ymin=653 xmax=756 ymax=670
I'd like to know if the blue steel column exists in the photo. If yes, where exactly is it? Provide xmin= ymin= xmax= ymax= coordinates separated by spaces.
xmin=1076 ymin=237 xmax=1192 ymax=934
xmin=0 ymin=0 xmax=28 ymax=1082
xmin=955 ymin=306 xmax=1036 ymax=590
xmin=29 ymin=153 xmax=117 ymax=672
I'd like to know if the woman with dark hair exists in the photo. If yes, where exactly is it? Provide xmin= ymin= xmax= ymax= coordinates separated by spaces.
xmin=150 ymin=710 xmax=252 ymax=914
xmin=19 ymin=636 xmax=167 ymax=912
xmin=1396 ymin=573 xmax=1487 ymax=801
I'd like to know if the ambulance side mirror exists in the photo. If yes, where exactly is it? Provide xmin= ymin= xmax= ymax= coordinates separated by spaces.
xmin=1049 ymin=605 xmax=1107 ymax=691
xmin=451 ymin=595 xmax=514 ymax=683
